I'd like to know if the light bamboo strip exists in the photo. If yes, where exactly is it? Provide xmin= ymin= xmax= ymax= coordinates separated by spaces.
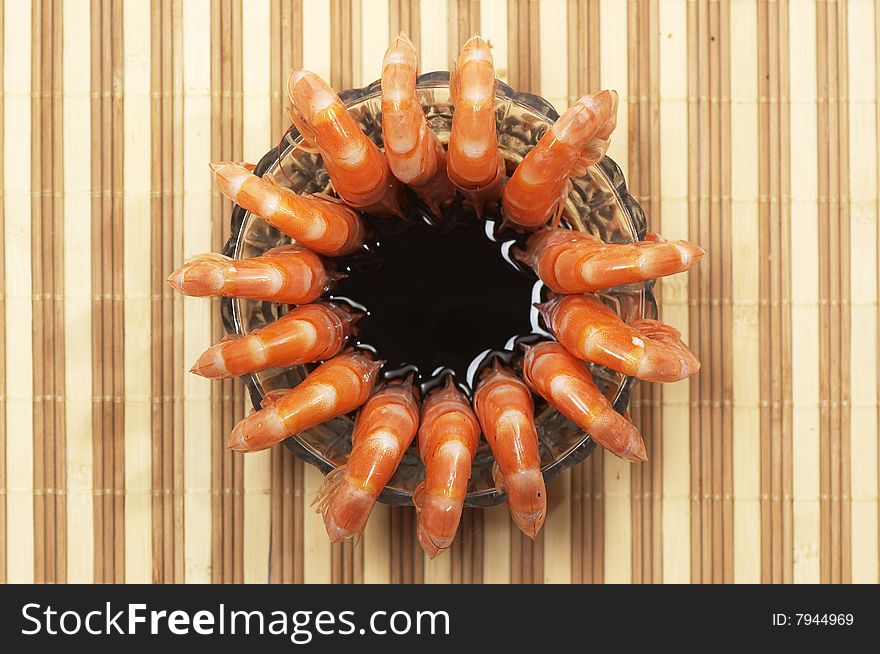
xmin=417 ymin=0 xmax=446 ymax=71
xmin=241 ymin=0 xmax=272 ymax=585
xmin=656 ymin=0 xmax=689 ymax=585
xmin=122 ymin=0 xmax=153 ymax=585
xmin=479 ymin=0 xmax=507 ymax=83
xmin=728 ymin=0 xmax=760 ymax=585
xmin=507 ymin=0 xmax=539 ymax=94
xmin=847 ymin=0 xmax=878 ymax=584
xmin=0 ymin=0 xmax=6 ymax=585
xmin=301 ymin=0 xmax=333 ymax=584
xmin=362 ymin=0 xmax=388 ymax=85
xmin=789 ymin=0 xmax=820 ymax=585
xmin=63 ymin=0 xmax=94 ymax=583
xmin=599 ymin=0 xmax=630 ymax=585
xmin=4 ymin=0 xmax=35 ymax=584
xmin=181 ymin=0 xmax=213 ymax=584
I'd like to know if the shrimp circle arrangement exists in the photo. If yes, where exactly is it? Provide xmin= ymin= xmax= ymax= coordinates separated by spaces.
xmin=170 ymin=36 xmax=703 ymax=555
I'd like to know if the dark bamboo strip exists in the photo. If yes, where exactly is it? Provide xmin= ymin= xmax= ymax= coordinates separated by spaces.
xmin=757 ymin=0 xmax=792 ymax=584
xmin=627 ymin=0 xmax=664 ymax=585
xmin=210 ymin=0 xmax=245 ymax=585
xmin=150 ymin=0 xmax=184 ymax=583
xmin=448 ymin=0 xmax=479 ymax=64
xmin=0 ymin=0 xmax=6 ymax=586
xmin=816 ymin=0 xmax=852 ymax=586
xmin=388 ymin=0 xmax=420 ymax=52
xmin=268 ymin=0 xmax=305 ymax=585
xmin=327 ymin=0 xmax=361 ymax=585
xmin=507 ymin=0 xmax=539 ymax=94
xmin=565 ymin=0 xmax=603 ymax=585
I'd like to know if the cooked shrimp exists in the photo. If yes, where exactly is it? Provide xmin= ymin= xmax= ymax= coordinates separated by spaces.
xmin=413 ymin=377 xmax=480 ymax=558
xmin=167 ymin=245 xmax=335 ymax=305
xmin=473 ymin=363 xmax=546 ymax=538
xmin=446 ymin=35 xmax=505 ymax=216
xmin=227 ymin=351 xmax=383 ymax=453
xmin=288 ymin=69 xmax=403 ymax=217
xmin=522 ymin=341 xmax=646 ymax=462
xmin=539 ymin=294 xmax=699 ymax=382
xmin=210 ymin=161 xmax=365 ymax=257
xmin=381 ymin=33 xmax=454 ymax=214
xmin=520 ymin=229 xmax=705 ymax=293
xmin=190 ymin=302 xmax=357 ymax=378
xmin=314 ymin=380 xmax=419 ymax=542
xmin=502 ymin=90 xmax=619 ymax=228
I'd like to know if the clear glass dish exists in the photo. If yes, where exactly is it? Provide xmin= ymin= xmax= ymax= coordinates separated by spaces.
xmin=221 ymin=72 xmax=656 ymax=507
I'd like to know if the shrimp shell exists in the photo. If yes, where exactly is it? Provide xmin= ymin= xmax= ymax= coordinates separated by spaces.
xmin=473 ymin=364 xmax=546 ymax=538
xmin=189 ymin=302 xmax=358 ymax=378
xmin=314 ymin=381 xmax=420 ymax=542
xmin=167 ymin=245 xmax=336 ymax=305
xmin=522 ymin=341 xmax=646 ymax=462
xmin=288 ymin=69 xmax=403 ymax=217
xmin=381 ymin=33 xmax=454 ymax=214
xmin=211 ymin=161 xmax=365 ymax=257
xmin=227 ymin=352 xmax=383 ymax=453
xmin=520 ymin=228 xmax=705 ymax=294
xmin=413 ymin=377 xmax=480 ymax=558
xmin=502 ymin=90 xmax=619 ymax=228
xmin=446 ymin=35 xmax=505 ymax=216
xmin=540 ymin=294 xmax=700 ymax=382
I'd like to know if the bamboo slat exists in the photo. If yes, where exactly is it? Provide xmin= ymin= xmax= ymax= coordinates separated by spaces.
xmin=3 ymin=0 xmax=878 ymax=586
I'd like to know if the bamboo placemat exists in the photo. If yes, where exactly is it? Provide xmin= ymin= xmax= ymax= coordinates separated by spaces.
xmin=2 ymin=0 xmax=878 ymax=584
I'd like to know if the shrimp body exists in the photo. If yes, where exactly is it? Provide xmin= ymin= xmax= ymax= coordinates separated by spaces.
xmin=540 ymin=294 xmax=700 ymax=383
xmin=446 ymin=36 xmax=505 ymax=216
xmin=413 ymin=378 xmax=480 ymax=558
xmin=167 ymin=246 xmax=334 ymax=304
xmin=288 ymin=69 xmax=403 ymax=217
xmin=502 ymin=90 xmax=619 ymax=228
xmin=381 ymin=34 xmax=454 ymax=213
xmin=190 ymin=302 xmax=357 ymax=378
xmin=211 ymin=162 xmax=365 ymax=257
xmin=473 ymin=365 xmax=546 ymax=538
xmin=315 ymin=382 xmax=420 ymax=542
xmin=522 ymin=341 xmax=646 ymax=462
xmin=522 ymin=229 xmax=705 ymax=293
xmin=227 ymin=352 xmax=382 ymax=453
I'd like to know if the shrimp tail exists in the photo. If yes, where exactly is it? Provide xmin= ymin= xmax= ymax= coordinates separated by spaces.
xmin=313 ymin=465 xmax=372 ymax=544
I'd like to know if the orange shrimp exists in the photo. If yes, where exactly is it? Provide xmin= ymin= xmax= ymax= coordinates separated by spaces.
xmin=189 ymin=302 xmax=358 ymax=378
xmin=167 ymin=245 xmax=335 ymax=305
xmin=227 ymin=351 xmax=383 ymax=453
xmin=381 ymin=33 xmax=454 ymax=214
xmin=473 ymin=363 xmax=546 ymax=538
xmin=502 ymin=90 xmax=619 ymax=228
xmin=521 ymin=229 xmax=705 ymax=294
xmin=288 ymin=69 xmax=403 ymax=217
xmin=314 ymin=381 xmax=420 ymax=542
xmin=210 ymin=162 xmax=365 ymax=257
xmin=446 ymin=35 xmax=505 ymax=216
xmin=413 ymin=377 xmax=480 ymax=558
xmin=540 ymin=294 xmax=699 ymax=383
xmin=522 ymin=341 xmax=646 ymax=462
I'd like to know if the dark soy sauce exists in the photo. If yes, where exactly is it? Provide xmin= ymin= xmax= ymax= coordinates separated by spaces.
xmin=331 ymin=199 xmax=546 ymax=394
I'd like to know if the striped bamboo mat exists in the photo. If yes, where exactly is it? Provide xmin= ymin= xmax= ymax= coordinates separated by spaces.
xmin=2 ymin=0 xmax=878 ymax=584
